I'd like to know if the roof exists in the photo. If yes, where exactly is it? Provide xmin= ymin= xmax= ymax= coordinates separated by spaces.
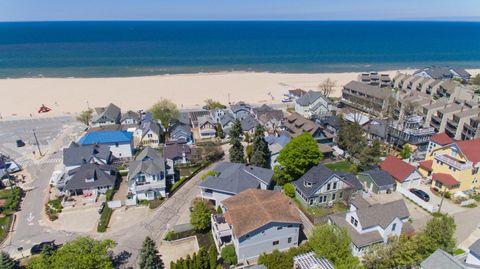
xmin=230 ymin=101 xmax=252 ymax=114
xmin=293 ymin=164 xmax=361 ymax=198
xmin=121 ymin=110 xmax=141 ymax=123
xmin=219 ymin=113 xmax=235 ymax=126
xmin=240 ymin=114 xmax=259 ymax=132
xmin=199 ymin=162 xmax=273 ymax=194
xmin=65 ymin=163 xmax=117 ymax=191
xmin=344 ymin=80 xmax=392 ymax=99
xmin=284 ymin=113 xmax=323 ymax=137
xmin=355 ymin=199 xmax=410 ymax=229
xmin=456 ymin=138 xmax=480 ymax=164
xmin=93 ymin=103 xmax=121 ymax=123
xmin=79 ymin=130 xmax=133 ymax=145
xmin=164 ymin=142 xmax=191 ymax=160
xmin=420 ymin=249 xmax=465 ymax=269
xmin=432 ymin=173 xmax=460 ymax=187
xmin=222 ymin=189 xmax=301 ymax=238
xmin=379 ymin=155 xmax=417 ymax=182
xmin=139 ymin=120 xmax=163 ymax=137
xmin=419 ymin=160 xmax=433 ymax=171
xmin=431 ymin=133 xmax=454 ymax=146
xmin=328 ymin=213 xmax=384 ymax=248
xmin=470 ymin=239 xmax=480 ymax=257
xmin=129 ymin=147 xmax=165 ymax=180
xmin=296 ymin=90 xmax=324 ymax=106
xmin=63 ymin=142 xmax=111 ymax=167
xmin=318 ymin=143 xmax=333 ymax=154
xmin=364 ymin=119 xmax=388 ymax=139
xmin=293 ymin=252 xmax=334 ymax=269
xmin=136 ymin=146 xmax=163 ymax=161
xmin=358 ymin=169 xmax=395 ymax=187
xmin=169 ymin=123 xmax=192 ymax=143
xmin=197 ymin=115 xmax=215 ymax=128
xmin=254 ymin=106 xmax=284 ymax=124
xmin=266 ymin=133 xmax=290 ymax=155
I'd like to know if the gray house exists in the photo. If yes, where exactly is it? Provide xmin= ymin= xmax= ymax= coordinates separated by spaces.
xmin=357 ymin=169 xmax=396 ymax=194
xmin=121 ymin=110 xmax=141 ymax=125
xmin=230 ymin=101 xmax=252 ymax=120
xmin=63 ymin=142 xmax=112 ymax=171
xmin=240 ymin=114 xmax=259 ymax=134
xmin=199 ymin=162 xmax=273 ymax=205
xmin=128 ymin=147 xmax=173 ymax=200
xmin=293 ymin=164 xmax=362 ymax=207
xmin=169 ymin=123 xmax=192 ymax=144
xmin=64 ymin=163 xmax=118 ymax=196
xmin=295 ymin=90 xmax=329 ymax=119
xmin=212 ymin=189 xmax=301 ymax=262
xmin=91 ymin=103 xmax=121 ymax=127
xmin=421 ymin=249 xmax=465 ymax=269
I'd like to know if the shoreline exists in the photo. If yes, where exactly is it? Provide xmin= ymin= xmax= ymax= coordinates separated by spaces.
xmin=0 ymin=69 xmax=478 ymax=120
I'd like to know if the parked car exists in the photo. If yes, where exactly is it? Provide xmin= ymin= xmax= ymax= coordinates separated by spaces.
xmin=98 ymin=202 xmax=106 ymax=214
xmin=410 ymin=188 xmax=430 ymax=202
xmin=16 ymin=139 xmax=25 ymax=147
xmin=30 ymin=241 xmax=59 ymax=255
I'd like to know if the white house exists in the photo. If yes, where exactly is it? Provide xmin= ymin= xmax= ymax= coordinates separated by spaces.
xmin=91 ymin=103 xmax=121 ymax=127
xmin=380 ymin=155 xmax=422 ymax=189
xmin=294 ymin=90 xmax=329 ymax=119
xmin=63 ymin=163 xmax=118 ymax=196
xmin=134 ymin=120 xmax=163 ymax=147
xmin=78 ymin=130 xmax=133 ymax=159
xmin=197 ymin=115 xmax=216 ymax=139
xmin=121 ymin=110 xmax=141 ymax=125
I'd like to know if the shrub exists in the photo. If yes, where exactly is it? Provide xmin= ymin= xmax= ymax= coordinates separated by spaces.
xmin=283 ymin=183 xmax=295 ymax=198
xmin=105 ymin=189 xmax=114 ymax=201
xmin=443 ymin=191 xmax=451 ymax=199
xmin=97 ymin=207 xmax=112 ymax=233
xmin=221 ymin=245 xmax=237 ymax=266
xmin=190 ymin=201 xmax=211 ymax=232
xmin=164 ymin=230 xmax=174 ymax=241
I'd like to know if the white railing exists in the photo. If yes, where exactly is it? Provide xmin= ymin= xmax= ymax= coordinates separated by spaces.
xmin=134 ymin=181 xmax=166 ymax=192
xmin=434 ymin=154 xmax=472 ymax=171
xmin=211 ymin=215 xmax=232 ymax=238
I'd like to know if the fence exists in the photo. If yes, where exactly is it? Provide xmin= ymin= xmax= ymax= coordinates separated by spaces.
xmin=397 ymin=186 xmax=438 ymax=213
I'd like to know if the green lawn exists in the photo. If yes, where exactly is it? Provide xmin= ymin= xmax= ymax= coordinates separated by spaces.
xmin=178 ymin=165 xmax=202 ymax=177
xmin=453 ymin=248 xmax=466 ymax=255
xmin=293 ymin=197 xmax=348 ymax=218
xmin=324 ymin=161 xmax=354 ymax=173
xmin=0 ymin=215 xmax=13 ymax=244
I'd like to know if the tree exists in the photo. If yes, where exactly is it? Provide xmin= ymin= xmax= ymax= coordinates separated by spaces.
xmin=0 ymin=252 xmax=17 ymax=269
xmin=215 ymin=123 xmax=225 ymax=139
xmin=190 ymin=201 xmax=211 ymax=232
xmin=258 ymin=243 xmax=312 ymax=269
xmin=76 ymin=108 xmax=93 ymax=126
xmin=139 ymin=236 xmax=164 ymax=269
xmin=318 ymin=78 xmax=336 ymax=97
xmin=204 ymin=99 xmax=226 ymax=110
xmin=229 ymin=119 xmax=245 ymax=163
xmin=358 ymin=139 xmax=383 ymax=170
xmin=399 ymin=145 xmax=412 ymax=159
xmin=245 ymin=144 xmax=253 ymax=163
xmin=250 ymin=125 xmax=271 ymax=168
xmin=149 ymin=99 xmax=180 ymax=129
xmin=309 ymin=225 xmax=360 ymax=269
xmin=220 ymin=245 xmax=237 ymax=266
xmin=275 ymin=133 xmax=323 ymax=183
xmin=363 ymin=236 xmax=419 ymax=269
xmin=336 ymin=117 xmax=366 ymax=158
xmin=283 ymin=183 xmax=295 ymax=198
xmin=416 ymin=213 xmax=456 ymax=259
xmin=208 ymin=245 xmax=217 ymax=269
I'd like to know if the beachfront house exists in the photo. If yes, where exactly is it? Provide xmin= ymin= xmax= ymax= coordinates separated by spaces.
xmin=128 ymin=147 xmax=173 ymax=200
xmin=134 ymin=119 xmax=164 ymax=147
xmin=199 ymin=162 xmax=273 ymax=205
xmin=169 ymin=123 xmax=193 ymax=144
xmin=328 ymin=196 xmax=412 ymax=256
xmin=121 ymin=110 xmax=141 ymax=125
xmin=294 ymin=90 xmax=329 ymax=119
xmin=91 ymin=103 xmax=121 ymax=127
xmin=293 ymin=164 xmax=362 ymax=207
xmin=414 ymin=66 xmax=471 ymax=81
xmin=63 ymin=163 xmax=118 ymax=196
xmin=252 ymin=104 xmax=284 ymax=132
xmin=78 ymin=130 xmax=134 ymax=159
xmin=212 ymin=189 xmax=301 ymax=262
xmin=379 ymin=155 xmax=422 ymax=189
xmin=63 ymin=142 xmax=112 ymax=171
xmin=197 ymin=115 xmax=217 ymax=139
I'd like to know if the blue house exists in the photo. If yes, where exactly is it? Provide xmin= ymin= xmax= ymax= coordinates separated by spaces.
xmin=79 ymin=130 xmax=133 ymax=159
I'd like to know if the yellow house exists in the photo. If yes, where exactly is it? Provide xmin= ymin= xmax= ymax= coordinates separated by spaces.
xmin=419 ymin=134 xmax=480 ymax=192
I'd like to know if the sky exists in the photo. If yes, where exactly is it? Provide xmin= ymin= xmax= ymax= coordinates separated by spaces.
xmin=1 ymin=0 xmax=480 ymax=22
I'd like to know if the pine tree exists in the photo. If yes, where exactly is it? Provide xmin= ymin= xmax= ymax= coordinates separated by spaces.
xmin=139 ymin=237 xmax=164 ymax=269
xmin=197 ymin=247 xmax=208 ymax=269
xmin=0 ymin=252 xmax=16 ymax=269
xmin=229 ymin=119 xmax=245 ymax=163
xmin=170 ymin=261 xmax=176 ymax=269
xmin=208 ymin=245 xmax=218 ymax=269
xmin=250 ymin=125 xmax=271 ymax=168
xmin=215 ymin=123 xmax=225 ymax=139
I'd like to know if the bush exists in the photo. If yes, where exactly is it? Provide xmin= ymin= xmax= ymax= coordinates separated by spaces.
xmin=97 ymin=207 xmax=112 ymax=233
xmin=164 ymin=230 xmax=174 ymax=241
xmin=190 ymin=201 xmax=211 ymax=232
xmin=200 ymin=170 xmax=220 ymax=181
xmin=105 ymin=189 xmax=114 ymax=201
xmin=46 ymin=198 xmax=63 ymax=221
xmin=221 ymin=245 xmax=237 ymax=266
xmin=443 ymin=191 xmax=451 ymax=199
xmin=283 ymin=183 xmax=295 ymax=198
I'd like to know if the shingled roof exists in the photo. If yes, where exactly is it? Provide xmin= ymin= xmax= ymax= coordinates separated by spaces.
xmin=63 ymin=142 xmax=111 ymax=167
xmin=93 ymin=103 xmax=121 ymax=123
xmin=65 ymin=163 xmax=117 ymax=191
xmin=222 ymin=189 xmax=301 ymax=238
xmin=379 ymin=155 xmax=417 ymax=182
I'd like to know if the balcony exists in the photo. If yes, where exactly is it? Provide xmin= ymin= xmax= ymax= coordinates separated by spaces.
xmin=434 ymin=153 xmax=472 ymax=171
xmin=212 ymin=214 xmax=233 ymax=252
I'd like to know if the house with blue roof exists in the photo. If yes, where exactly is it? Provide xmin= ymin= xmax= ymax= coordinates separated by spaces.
xmin=78 ymin=130 xmax=133 ymax=159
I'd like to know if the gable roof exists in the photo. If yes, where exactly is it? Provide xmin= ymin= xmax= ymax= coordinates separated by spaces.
xmin=293 ymin=164 xmax=361 ymax=198
xmin=135 ymin=147 xmax=163 ymax=161
xmin=359 ymin=169 xmax=395 ymax=187
xmin=240 ymin=114 xmax=259 ymax=132
xmin=93 ymin=103 xmax=121 ymax=122
xmin=121 ymin=110 xmax=141 ymax=123
xmin=455 ymin=138 xmax=480 ymax=164
xmin=419 ymin=160 xmax=433 ymax=171
xmin=79 ymin=130 xmax=133 ymax=145
xmin=284 ymin=113 xmax=323 ymax=137
xmin=432 ymin=173 xmax=460 ymax=187
xmin=230 ymin=101 xmax=252 ymax=114
xmin=420 ymin=249 xmax=465 ymax=269
xmin=222 ymin=189 xmax=301 ymax=238
xmin=199 ymin=162 xmax=273 ymax=195
xmin=431 ymin=133 xmax=454 ymax=146
xmin=296 ymin=90 xmax=324 ymax=106
xmin=355 ymin=199 xmax=410 ymax=229
xmin=328 ymin=212 xmax=384 ymax=248
xmin=65 ymin=163 xmax=117 ymax=191
xmin=164 ymin=142 xmax=191 ymax=160
xmin=63 ymin=142 xmax=111 ymax=167
xmin=139 ymin=120 xmax=163 ymax=137
xmin=169 ymin=123 xmax=192 ymax=143
xmin=379 ymin=155 xmax=417 ymax=182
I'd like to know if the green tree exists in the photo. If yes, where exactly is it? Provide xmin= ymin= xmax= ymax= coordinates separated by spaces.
xmin=363 ymin=236 xmax=419 ymax=269
xmin=399 ymin=145 xmax=412 ymax=159
xmin=220 ymin=245 xmax=237 ymax=266
xmin=416 ymin=213 xmax=456 ymax=259
xmin=309 ymin=225 xmax=360 ymax=269
xmin=190 ymin=201 xmax=211 ymax=232
xmin=245 ymin=144 xmax=253 ymax=163
xmin=149 ymin=99 xmax=180 ymax=129
xmin=208 ymin=245 xmax=217 ymax=269
xmin=229 ymin=119 xmax=245 ymax=163
xmin=250 ymin=125 xmax=271 ymax=168
xmin=204 ymin=99 xmax=226 ymax=110
xmin=258 ymin=243 xmax=312 ymax=269
xmin=275 ymin=133 xmax=323 ymax=183
xmin=0 ymin=252 xmax=17 ymax=269
xmin=76 ymin=108 xmax=93 ymax=126
xmin=283 ymin=183 xmax=295 ymax=198
xmin=215 ymin=123 xmax=225 ymax=139
xmin=358 ymin=139 xmax=383 ymax=170
xmin=139 ymin=236 xmax=164 ymax=269
xmin=337 ymin=117 xmax=366 ymax=158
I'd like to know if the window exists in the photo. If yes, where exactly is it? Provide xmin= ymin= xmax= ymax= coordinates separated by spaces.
xmin=435 ymin=181 xmax=443 ymax=189
xmin=309 ymin=199 xmax=314 ymax=205
xmin=339 ymin=192 xmax=343 ymax=198
xmin=277 ymin=226 xmax=283 ymax=230
xmin=392 ymin=223 xmax=397 ymax=231
xmin=354 ymin=219 xmax=358 ymax=227
xmin=287 ymin=224 xmax=293 ymax=228
xmin=350 ymin=216 xmax=355 ymax=224
xmin=273 ymin=241 xmax=279 ymax=246
xmin=332 ymin=193 xmax=336 ymax=201
xmin=333 ymin=182 xmax=337 ymax=190
xmin=327 ymin=183 xmax=331 ymax=191
xmin=148 ymin=133 xmax=153 ymax=138
xmin=288 ymin=237 xmax=292 ymax=243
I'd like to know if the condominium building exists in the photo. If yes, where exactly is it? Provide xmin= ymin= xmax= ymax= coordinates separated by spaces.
xmin=342 ymin=81 xmax=392 ymax=116
xmin=357 ymin=71 xmax=391 ymax=88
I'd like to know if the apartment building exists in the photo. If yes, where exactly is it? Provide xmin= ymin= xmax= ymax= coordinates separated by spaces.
xmin=358 ymin=71 xmax=391 ymax=88
xmin=342 ymin=81 xmax=392 ymax=116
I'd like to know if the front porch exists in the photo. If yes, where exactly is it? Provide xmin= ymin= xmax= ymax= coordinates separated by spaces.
xmin=211 ymin=214 xmax=233 ymax=253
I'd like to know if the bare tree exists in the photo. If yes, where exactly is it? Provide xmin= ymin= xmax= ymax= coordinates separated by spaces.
xmin=318 ymin=78 xmax=336 ymax=97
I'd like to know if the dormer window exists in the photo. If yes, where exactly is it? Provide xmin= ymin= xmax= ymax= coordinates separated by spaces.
xmin=304 ymin=181 xmax=313 ymax=187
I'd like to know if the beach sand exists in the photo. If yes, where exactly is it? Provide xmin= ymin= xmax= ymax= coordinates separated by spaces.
xmin=0 ymin=69 xmax=478 ymax=119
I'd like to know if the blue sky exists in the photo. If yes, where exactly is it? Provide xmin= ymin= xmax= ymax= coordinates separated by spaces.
xmin=1 ymin=0 xmax=479 ymax=22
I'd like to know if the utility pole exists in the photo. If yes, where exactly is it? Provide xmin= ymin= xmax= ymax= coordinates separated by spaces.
xmin=438 ymin=190 xmax=445 ymax=213
xmin=32 ymin=129 xmax=43 ymax=157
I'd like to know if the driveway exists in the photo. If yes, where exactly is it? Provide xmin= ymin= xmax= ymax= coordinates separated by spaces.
xmin=415 ymin=184 xmax=465 ymax=215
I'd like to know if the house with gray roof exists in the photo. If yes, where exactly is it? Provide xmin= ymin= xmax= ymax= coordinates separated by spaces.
xmin=252 ymin=104 xmax=284 ymax=131
xmin=265 ymin=132 xmax=290 ymax=168
xmin=465 ymin=239 xmax=480 ymax=268
xmin=295 ymin=90 xmax=329 ymax=119
xmin=164 ymin=142 xmax=191 ymax=165
xmin=230 ymin=101 xmax=252 ymax=120
xmin=63 ymin=142 xmax=112 ymax=171
xmin=133 ymin=119 xmax=164 ymax=147
xmin=169 ymin=123 xmax=192 ymax=144
xmin=357 ymin=169 xmax=396 ymax=194
xmin=199 ymin=162 xmax=273 ymax=205
xmin=197 ymin=115 xmax=216 ymax=139
xmin=328 ymin=196 xmax=411 ymax=256
xmin=128 ymin=147 xmax=173 ymax=200
xmin=293 ymin=164 xmax=362 ymax=208
xmin=64 ymin=163 xmax=118 ymax=196
xmin=421 ymin=249 xmax=466 ymax=269
xmin=342 ymin=81 xmax=392 ymax=116
xmin=91 ymin=103 xmax=121 ymax=127
xmin=121 ymin=110 xmax=141 ymax=125
xmin=240 ymin=114 xmax=259 ymax=134
xmin=414 ymin=66 xmax=471 ymax=81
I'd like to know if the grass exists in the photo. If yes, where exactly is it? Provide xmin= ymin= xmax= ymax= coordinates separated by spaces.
xmin=292 ymin=197 xmax=348 ymax=219
xmin=0 ymin=187 xmax=23 ymax=215
xmin=453 ymin=248 xmax=466 ymax=255
xmin=97 ymin=206 xmax=112 ymax=233
xmin=148 ymin=198 xmax=164 ymax=209
xmin=0 ymin=215 xmax=13 ymax=244
xmin=324 ymin=161 xmax=354 ymax=173
xmin=46 ymin=198 xmax=63 ymax=221
xmin=178 ymin=164 xmax=202 ymax=178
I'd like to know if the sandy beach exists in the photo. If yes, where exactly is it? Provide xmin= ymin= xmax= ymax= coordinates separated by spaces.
xmin=0 ymin=69 xmax=479 ymax=119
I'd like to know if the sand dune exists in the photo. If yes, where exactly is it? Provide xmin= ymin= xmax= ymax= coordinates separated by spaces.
xmin=0 ymin=69 xmax=478 ymax=119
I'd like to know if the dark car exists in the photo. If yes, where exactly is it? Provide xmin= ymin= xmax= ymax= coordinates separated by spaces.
xmin=98 ymin=202 xmax=106 ymax=214
xmin=410 ymin=188 xmax=430 ymax=202
xmin=16 ymin=139 xmax=25 ymax=147
xmin=30 ymin=241 xmax=59 ymax=255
